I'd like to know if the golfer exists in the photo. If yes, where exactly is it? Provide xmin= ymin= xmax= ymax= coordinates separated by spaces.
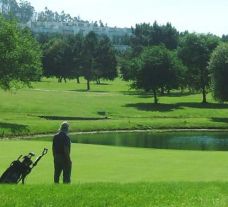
xmin=52 ymin=121 xmax=72 ymax=184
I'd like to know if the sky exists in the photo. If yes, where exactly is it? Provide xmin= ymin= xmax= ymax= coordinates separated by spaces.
xmin=29 ymin=0 xmax=228 ymax=36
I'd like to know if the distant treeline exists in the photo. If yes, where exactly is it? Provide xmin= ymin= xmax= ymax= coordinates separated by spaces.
xmin=0 ymin=5 xmax=228 ymax=103
xmin=40 ymin=32 xmax=117 ymax=91
xmin=0 ymin=0 xmax=131 ymax=45
xmin=0 ymin=0 xmax=108 ymax=26
xmin=120 ymin=22 xmax=228 ymax=103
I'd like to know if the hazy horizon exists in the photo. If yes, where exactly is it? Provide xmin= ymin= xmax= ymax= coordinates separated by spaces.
xmin=29 ymin=0 xmax=228 ymax=36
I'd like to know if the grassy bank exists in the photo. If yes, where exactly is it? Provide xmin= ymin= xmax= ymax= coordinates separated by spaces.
xmin=0 ymin=78 xmax=228 ymax=137
xmin=1 ymin=182 xmax=228 ymax=207
xmin=1 ymin=140 xmax=228 ymax=206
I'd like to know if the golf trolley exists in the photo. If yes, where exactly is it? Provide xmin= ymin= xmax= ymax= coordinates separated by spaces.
xmin=0 ymin=148 xmax=48 ymax=184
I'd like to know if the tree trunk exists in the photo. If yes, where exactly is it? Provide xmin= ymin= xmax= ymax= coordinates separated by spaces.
xmin=76 ymin=77 xmax=80 ymax=84
xmin=202 ymin=86 xmax=207 ymax=103
xmin=200 ymin=69 xmax=207 ymax=103
xmin=96 ymin=78 xmax=101 ymax=85
xmin=160 ymin=86 xmax=165 ymax=95
xmin=87 ymin=79 xmax=90 ymax=91
xmin=153 ymin=89 xmax=158 ymax=104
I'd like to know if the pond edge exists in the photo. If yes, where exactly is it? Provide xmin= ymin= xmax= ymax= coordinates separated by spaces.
xmin=2 ymin=128 xmax=228 ymax=140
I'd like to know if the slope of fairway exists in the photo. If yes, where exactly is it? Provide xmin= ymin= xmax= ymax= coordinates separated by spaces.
xmin=0 ymin=78 xmax=228 ymax=137
xmin=1 ymin=141 xmax=228 ymax=206
xmin=1 ymin=140 xmax=228 ymax=184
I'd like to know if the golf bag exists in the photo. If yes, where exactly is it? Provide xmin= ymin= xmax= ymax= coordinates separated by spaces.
xmin=0 ymin=148 xmax=48 ymax=184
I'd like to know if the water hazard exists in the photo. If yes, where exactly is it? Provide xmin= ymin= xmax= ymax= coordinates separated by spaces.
xmin=70 ymin=131 xmax=228 ymax=151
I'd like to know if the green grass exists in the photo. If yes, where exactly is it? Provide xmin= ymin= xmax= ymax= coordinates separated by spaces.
xmin=1 ymin=141 xmax=228 ymax=206
xmin=0 ymin=78 xmax=228 ymax=137
xmin=1 ymin=78 xmax=228 ymax=206
xmin=1 ymin=140 xmax=228 ymax=183
xmin=1 ymin=182 xmax=228 ymax=207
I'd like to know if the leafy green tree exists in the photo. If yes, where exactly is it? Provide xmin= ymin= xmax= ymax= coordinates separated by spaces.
xmin=178 ymin=33 xmax=220 ymax=103
xmin=161 ymin=50 xmax=186 ymax=94
xmin=0 ymin=0 xmax=34 ymax=23
xmin=0 ymin=16 xmax=42 ymax=90
xmin=0 ymin=0 xmax=19 ymax=19
xmin=81 ymin=31 xmax=98 ymax=90
xmin=160 ymin=23 xmax=179 ymax=50
xmin=209 ymin=43 xmax=228 ymax=102
xmin=18 ymin=0 xmax=34 ymax=23
xmin=42 ymin=33 xmax=117 ymax=88
xmin=133 ymin=45 xmax=181 ymax=104
xmin=130 ymin=22 xmax=179 ymax=56
xmin=120 ymin=56 xmax=140 ymax=81
xmin=130 ymin=23 xmax=152 ymax=55
xmin=67 ymin=33 xmax=84 ymax=83
xmin=43 ymin=37 xmax=72 ymax=82
xmin=94 ymin=35 xmax=117 ymax=84
xmin=221 ymin=34 xmax=228 ymax=43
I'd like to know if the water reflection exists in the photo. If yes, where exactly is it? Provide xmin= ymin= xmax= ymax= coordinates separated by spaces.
xmin=71 ymin=132 xmax=228 ymax=151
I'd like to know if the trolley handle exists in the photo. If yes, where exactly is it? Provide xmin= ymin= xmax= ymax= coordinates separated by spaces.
xmin=42 ymin=148 xmax=48 ymax=156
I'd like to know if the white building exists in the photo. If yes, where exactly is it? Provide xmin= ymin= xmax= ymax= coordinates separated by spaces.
xmin=22 ymin=21 xmax=132 ymax=42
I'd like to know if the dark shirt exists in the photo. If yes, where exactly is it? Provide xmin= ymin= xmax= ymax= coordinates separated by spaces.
xmin=52 ymin=131 xmax=71 ymax=155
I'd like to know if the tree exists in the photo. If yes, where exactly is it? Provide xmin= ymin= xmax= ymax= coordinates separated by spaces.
xmin=67 ymin=33 xmax=84 ymax=83
xmin=81 ymin=31 xmax=98 ymax=90
xmin=130 ymin=22 xmax=179 ymax=56
xmin=221 ymin=34 xmax=228 ymax=43
xmin=43 ymin=37 xmax=72 ymax=82
xmin=0 ymin=0 xmax=34 ymax=23
xmin=178 ymin=33 xmax=220 ymax=103
xmin=130 ymin=23 xmax=152 ymax=55
xmin=18 ymin=0 xmax=34 ymax=23
xmin=120 ymin=54 xmax=140 ymax=81
xmin=60 ymin=10 xmax=67 ymax=22
xmin=0 ymin=0 xmax=19 ymax=20
xmin=99 ymin=20 xmax=104 ymax=27
xmin=160 ymin=23 xmax=179 ymax=50
xmin=132 ymin=45 xmax=181 ymax=104
xmin=94 ymin=35 xmax=117 ymax=84
xmin=161 ymin=50 xmax=186 ymax=94
xmin=209 ymin=43 xmax=228 ymax=102
xmin=0 ymin=16 xmax=42 ymax=90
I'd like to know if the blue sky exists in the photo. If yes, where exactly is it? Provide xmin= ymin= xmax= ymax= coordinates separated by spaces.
xmin=29 ymin=0 xmax=228 ymax=36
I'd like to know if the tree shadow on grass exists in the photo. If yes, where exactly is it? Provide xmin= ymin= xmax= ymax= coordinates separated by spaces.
xmin=124 ymin=103 xmax=182 ymax=112
xmin=68 ymin=89 xmax=109 ymax=93
xmin=38 ymin=115 xmax=109 ymax=121
xmin=122 ymin=91 xmax=194 ymax=99
xmin=124 ymin=102 xmax=228 ymax=112
xmin=121 ymin=91 xmax=151 ymax=96
xmin=165 ymin=91 xmax=194 ymax=97
xmin=176 ymin=102 xmax=228 ymax=109
xmin=211 ymin=118 xmax=228 ymax=123
xmin=0 ymin=122 xmax=29 ymax=135
xmin=96 ymin=83 xmax=112 ymax=86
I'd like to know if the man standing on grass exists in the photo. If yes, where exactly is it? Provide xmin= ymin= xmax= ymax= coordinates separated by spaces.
xmin=52 ymin=121 xmax=72 ymax=184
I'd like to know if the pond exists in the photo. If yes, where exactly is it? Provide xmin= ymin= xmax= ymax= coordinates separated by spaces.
xmin=68 ymin=131 xmax=228 ymax=151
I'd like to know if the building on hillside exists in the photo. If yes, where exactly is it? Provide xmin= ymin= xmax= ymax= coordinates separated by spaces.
xmin=21 ymin=20 xmax=132 ymax=51
xmin=0 ymin=1 xmax=132 ymax=51
xmin=22 ymin=21 xmax=131 ymax=38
